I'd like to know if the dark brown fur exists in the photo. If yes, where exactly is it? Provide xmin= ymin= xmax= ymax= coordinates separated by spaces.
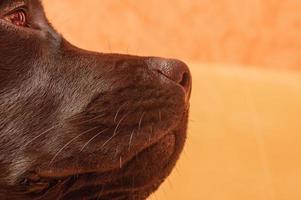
xmin=0 ymin=0 xmax=191 ymax=199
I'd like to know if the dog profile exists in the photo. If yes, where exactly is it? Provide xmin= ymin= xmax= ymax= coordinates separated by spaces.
xmin=0 ymin=0 xmax=191 ymax=199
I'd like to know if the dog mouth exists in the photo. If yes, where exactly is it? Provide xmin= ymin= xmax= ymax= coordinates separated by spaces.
xmin=21 ymin=84 xmax=189 ymax=199
xmin=68 ymin=134 xmax=175 ymax=200
xmin=23 ymin=132 xmax=179 ymax=200
xmin=25 ymin=123 xmax=186 ymax=199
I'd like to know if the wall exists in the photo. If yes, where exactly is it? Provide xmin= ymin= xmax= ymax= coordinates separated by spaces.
xmin=43 ymin=0 xmax=301 ymax=69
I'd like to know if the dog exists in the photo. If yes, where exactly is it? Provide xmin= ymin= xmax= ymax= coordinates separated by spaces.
xmin=0 ymin=0 xmax=191 ymax=199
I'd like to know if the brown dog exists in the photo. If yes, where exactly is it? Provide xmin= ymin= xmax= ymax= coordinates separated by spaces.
xmin=0 ymin=0 xmax=191 ymax=199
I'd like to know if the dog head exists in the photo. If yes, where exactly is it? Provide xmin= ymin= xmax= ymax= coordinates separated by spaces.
xmin=0 ymin=0 xmax=191 ymax=199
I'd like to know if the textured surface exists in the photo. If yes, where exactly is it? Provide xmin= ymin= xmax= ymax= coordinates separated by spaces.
xmin=43 ymin=0 xmax=301 ymax=69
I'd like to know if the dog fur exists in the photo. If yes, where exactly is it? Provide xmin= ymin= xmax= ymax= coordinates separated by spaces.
xmin=0 ymin=0 xmax=191 ymax=199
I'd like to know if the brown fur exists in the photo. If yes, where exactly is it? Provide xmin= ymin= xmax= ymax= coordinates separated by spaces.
xmin=0 ymin=0 xmax=191 ymax=199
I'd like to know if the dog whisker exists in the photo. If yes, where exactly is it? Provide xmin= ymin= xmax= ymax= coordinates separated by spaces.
xmin=148 ymin=125 xmax=153 ymax=145
xmin=24 ymin=124 xmax=61 ymax=147
xmin=73 ymin=114 xmax=106 ymax=125
xmin=137 ymin=112 xmax=145 ymax=135
xmin=128 ymin=128 xmax=135 ymax=151
xmin=100 ymin=134 xmax=115 ymax=150
xmin=49 ymin=126 xmax=101 ymax=165
xmin=24 ymin=113 xmax=107 ymax=149
xmin=113 ymin=103 xmax=126 ymax=123
xmin=158 ymin=110 xmax=162 ymax=122
xmin=80 ymin=128 xmax=108 ymax=152
xmin=114 ymin=112 xmax=129 ymax=136
xmin=102 ymin=113 xmax=128 ymax=148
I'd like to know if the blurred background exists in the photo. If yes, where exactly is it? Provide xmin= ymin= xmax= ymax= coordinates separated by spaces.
xmin=43 ymin=1 xmax=301 ymax=199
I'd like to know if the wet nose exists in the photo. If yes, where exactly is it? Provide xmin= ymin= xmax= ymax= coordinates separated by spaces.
xmin=148 ymin=58 xmax=192 ymax=96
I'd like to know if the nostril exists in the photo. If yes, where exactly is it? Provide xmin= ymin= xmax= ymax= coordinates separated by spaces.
xmin=179 ymin=71 xmax=190 ymax=91
xmin=147 ymin=57 xmax=192 ymax=95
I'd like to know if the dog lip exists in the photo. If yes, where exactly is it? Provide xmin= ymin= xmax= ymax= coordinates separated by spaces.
xmin=29 ymin=110 xmax=188 ymax=198
xmin=66 ymin=134 xmax=176 ymax=198
xmin=35 ymin=133 xmax=176 ymax=179
xmin=28 ymin=134 xmax=177 ymax=198
xmin=35 ymin=106 xmax=188 ymax=179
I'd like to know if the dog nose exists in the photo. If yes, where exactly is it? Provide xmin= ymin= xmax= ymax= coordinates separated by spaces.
xmin=148 ymin=58 xmax=192 ymax=96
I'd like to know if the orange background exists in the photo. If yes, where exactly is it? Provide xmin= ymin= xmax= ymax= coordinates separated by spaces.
xmin=43 ymin=1 xmax=301 ymax=200
xmin=43 ymin=0 xmax=301 ymax=70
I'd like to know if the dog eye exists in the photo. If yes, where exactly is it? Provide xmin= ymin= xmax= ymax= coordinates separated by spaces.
xmin=4 ymin=10 xmax=28 ymax=27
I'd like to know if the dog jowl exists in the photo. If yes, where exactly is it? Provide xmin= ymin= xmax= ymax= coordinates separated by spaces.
xmin=0 ymin=0 xmax=191 ymax=199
